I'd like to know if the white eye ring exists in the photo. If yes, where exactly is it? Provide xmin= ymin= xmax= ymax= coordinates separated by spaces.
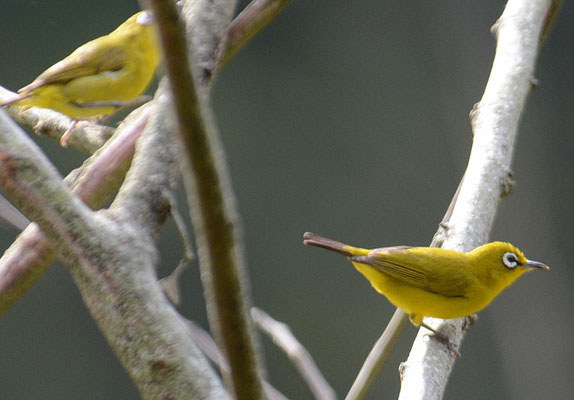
xmin=503 ymin=252 xmax=519 ymax=269
xmin=137 ymin=11 xmax=153 ymax=26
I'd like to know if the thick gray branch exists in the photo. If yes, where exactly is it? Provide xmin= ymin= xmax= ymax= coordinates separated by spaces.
xmin=0 ymin=107 xmax=150 ymax=315
xmin=0 ymin=103 xmax=228 ymax=399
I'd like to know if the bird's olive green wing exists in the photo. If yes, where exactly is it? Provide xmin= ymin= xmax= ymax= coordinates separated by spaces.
xmin=18 ymin=38 xmax=127 ymax=93
xmin=351 ymin=247 xmax=472 ymax=298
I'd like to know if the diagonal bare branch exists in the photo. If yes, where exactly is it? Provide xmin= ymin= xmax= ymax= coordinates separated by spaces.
xmin=220 ymin=0 xmax=292 ymax=67
xmin=252 ymin=307 xmax=337 ymax=400
xmin=398 ymin=1 xmax=556 ymax=398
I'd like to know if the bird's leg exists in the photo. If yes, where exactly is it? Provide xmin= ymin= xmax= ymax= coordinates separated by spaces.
xmin=59 ymin=119 xmax=78 ymax=147
xmin=420 ymin=322 xmax=461 ymax=358
xmin=462 ymin=314 xmax=478 ymax=332
xmin=74 ymin=96 xmax=153 ymax=126
xmin=75 ymin=96 xmax=152 ymax=113
xmin=118 ymin=95 xmax=153 ymax=109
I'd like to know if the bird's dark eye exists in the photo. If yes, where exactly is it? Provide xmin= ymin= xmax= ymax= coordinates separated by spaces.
xmin=503 ymin=252 xmax=519 ymax=269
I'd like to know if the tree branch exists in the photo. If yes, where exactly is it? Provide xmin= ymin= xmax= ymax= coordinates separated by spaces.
xmin=220 ymin=0 xmax=292 ymax=67
xmin=149 ymin=0 xmax=266 ymax=399
xmin=398 ymin=1 xmax=555 ymax=398
xmin=0 ymin=98 xmax=230 ymax=398
xmin=252 ymin=307 xmax=336 ymax=400
xmin=345 ymin=310 xmax=407 ymax=400
xmin=0 ymin=106 xmax=149 ymax=315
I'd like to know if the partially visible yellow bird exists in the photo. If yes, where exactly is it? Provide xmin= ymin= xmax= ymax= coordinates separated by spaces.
xmin=303 ymin=232 xmax=548 ymax=332
xmin=0 ymin=11 xmax=160 ymax=145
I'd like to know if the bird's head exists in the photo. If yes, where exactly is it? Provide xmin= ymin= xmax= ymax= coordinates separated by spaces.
xmin=470 ymin=242 xmax=549 ymax=291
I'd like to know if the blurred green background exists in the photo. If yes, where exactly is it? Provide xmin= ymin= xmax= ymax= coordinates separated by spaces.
xmin=1 ymin=0 xmax=573 ymax=399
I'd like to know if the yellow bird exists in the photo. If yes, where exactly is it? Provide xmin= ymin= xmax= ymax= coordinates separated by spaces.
xmin=303 ymin=232 xmax=548 ymax=333
xmin=0 ymin=11 xmax=160 ymax=145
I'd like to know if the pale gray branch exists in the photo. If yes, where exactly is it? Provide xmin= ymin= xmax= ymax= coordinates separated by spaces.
xmin=0 ymin=193 xmax=28 ymax=230
xmin=252 ymin=307 xmax=337 ymax=400
xmin=398 ymin=1 xmax=553 ymax=398
xmin=345 ymin=310 xmax=407 ymax=400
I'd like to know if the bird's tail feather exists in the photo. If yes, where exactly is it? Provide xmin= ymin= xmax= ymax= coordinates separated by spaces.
xmin=303 ymin=232 xmax=368 ymax=257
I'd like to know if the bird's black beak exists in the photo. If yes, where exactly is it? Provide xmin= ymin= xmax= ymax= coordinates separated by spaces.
xmin=524 ymin=259 xmax=550 ymax=270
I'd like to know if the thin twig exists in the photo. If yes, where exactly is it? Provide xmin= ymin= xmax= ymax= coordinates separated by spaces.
xmin=252 ymin=307 xmax=337 ymax=400
xmin=345 ymin=310 xmax=407 ymax=400
xmin=160 ymin=201 xmax=195 ymax=306
xmin=540 ymin=0 xmax=563 ymax=44
xmin=220 ymin=0 xmax=292 ymax=67
xmin=0 ymin=193 xmax=29 ymax=230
